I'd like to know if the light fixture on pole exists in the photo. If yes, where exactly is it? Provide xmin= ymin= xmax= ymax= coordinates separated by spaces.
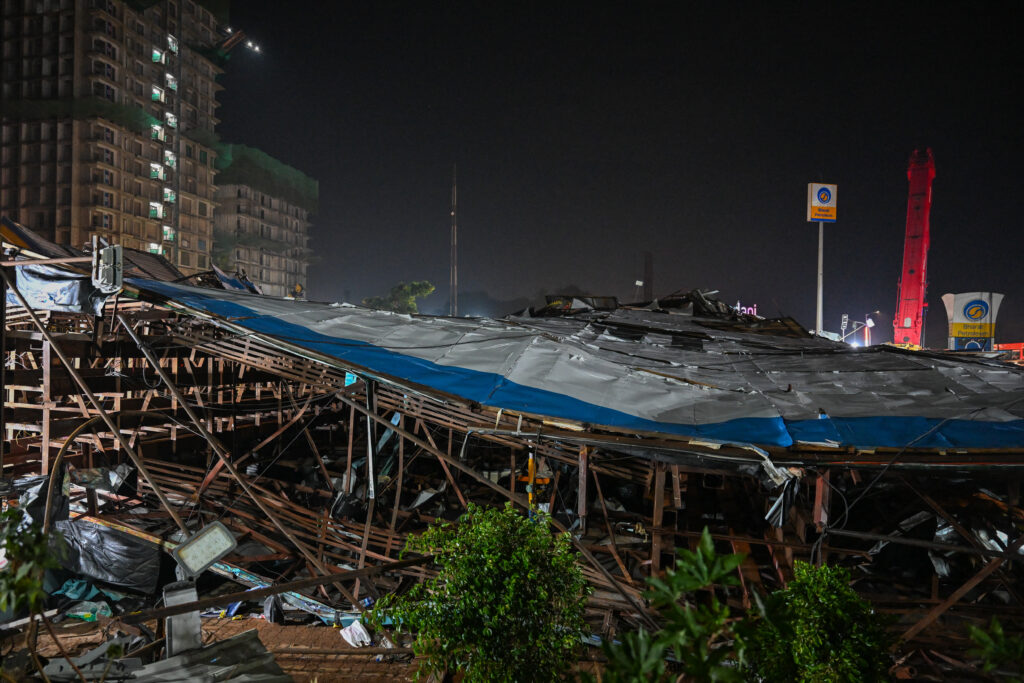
xmin=840 ymin=314 xmax=876 ymax=347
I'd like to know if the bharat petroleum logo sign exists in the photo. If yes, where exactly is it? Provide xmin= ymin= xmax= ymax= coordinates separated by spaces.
xmin=963 ymin=299 xmax=990 ymax=321
xmin=816 ymin=187 xmax=832 ymax=204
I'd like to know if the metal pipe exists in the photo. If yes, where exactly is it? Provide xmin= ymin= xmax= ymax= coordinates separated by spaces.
xmin=334 ymin=393 xmax=659 ymax=630
xmin=117 ymin=313 xmax=361 ymax=604
xmin=0 ymin=270 xmax=188 ymax=533
xmin=121 ymin=555 xmax=431 ymax=624
xmin=826 ymin=527 xmax=1023 ymax=562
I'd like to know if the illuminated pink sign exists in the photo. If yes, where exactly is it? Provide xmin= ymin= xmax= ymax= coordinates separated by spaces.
xmin=735 ymin=301 xmax=758 ymax=316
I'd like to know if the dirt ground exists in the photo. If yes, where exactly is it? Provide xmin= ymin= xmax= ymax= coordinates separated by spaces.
xmin=20 ymin=616 xmax=418 ymax=682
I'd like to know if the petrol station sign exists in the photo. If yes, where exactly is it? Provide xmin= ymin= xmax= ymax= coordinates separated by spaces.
xmin=807 ymin=183 xmax=838 ymax=222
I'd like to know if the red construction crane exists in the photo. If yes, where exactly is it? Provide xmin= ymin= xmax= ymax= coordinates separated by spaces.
xmin=892 ymin=149 xmax=936 ymax=347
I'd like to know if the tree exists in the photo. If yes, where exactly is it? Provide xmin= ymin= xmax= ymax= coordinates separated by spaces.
xmin=362 ymin=281 xmax=435 ymax=314
xmin=374 ymin=503 xmax=590 ymax=682
xmin=745 ymin=561 xmax=892 ymax=682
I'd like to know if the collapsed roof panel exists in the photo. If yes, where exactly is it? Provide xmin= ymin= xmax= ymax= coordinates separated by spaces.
xmin=128 ymin=278 xmax=1024 ymax=452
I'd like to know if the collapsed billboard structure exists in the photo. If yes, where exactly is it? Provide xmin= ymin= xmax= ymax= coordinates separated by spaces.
xmin=2 ymin=219 xmax=1023 ymax=676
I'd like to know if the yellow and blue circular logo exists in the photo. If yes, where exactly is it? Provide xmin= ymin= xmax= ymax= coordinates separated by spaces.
xmin=817 ymin=187 xmax=832 ymax=204
xmin=963 ymin=299 xmax=989 ymax=321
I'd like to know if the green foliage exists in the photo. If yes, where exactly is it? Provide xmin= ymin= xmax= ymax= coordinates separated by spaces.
xmin=374 ymin=502 xmax=590 ymax=682
xmin=1 ymin=97 xmax=158 ymax=133
xmin=968 ymin=617 xmax=1024 ymax=681
xmin=362 ymin=281 xmax=435 ymax=314
xmin=592 ymin=528 xmax=748 ymax=683
xmin=745 ymin=561 xmax=891 ymax=682
xmin=0 ymin=508 xmax=62 ymax=615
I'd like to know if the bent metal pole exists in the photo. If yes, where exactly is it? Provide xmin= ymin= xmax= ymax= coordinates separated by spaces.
xmin=116 ymin=313 xmax=361 ymax=605
xmin=0 ymin=270 xmax=188 ymax=533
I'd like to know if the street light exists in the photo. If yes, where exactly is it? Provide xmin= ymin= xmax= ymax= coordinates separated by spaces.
xmin=840 ymin=313 xmax=878 ymax=346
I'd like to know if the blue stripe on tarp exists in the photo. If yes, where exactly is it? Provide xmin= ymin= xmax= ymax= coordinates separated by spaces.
xmin=130 ymin=278 xmax=1024 ymax=451
xmin=788 ymin=415 xmax=1024 ymax=450
xmin=129 ymin=278 xmax=794 ymax=446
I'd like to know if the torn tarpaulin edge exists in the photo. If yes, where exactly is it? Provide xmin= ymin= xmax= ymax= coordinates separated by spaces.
xmin=6 ymin=262 xmax=109 ymax=316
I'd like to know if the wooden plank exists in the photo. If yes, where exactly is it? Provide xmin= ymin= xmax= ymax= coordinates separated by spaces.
xmin=651 ymin=463 xmax=665 ymax=575
xmin=578 ymin=446 xmax=588 ymax=534
xmin=900 ymin=534 xmax=1024 ymax=644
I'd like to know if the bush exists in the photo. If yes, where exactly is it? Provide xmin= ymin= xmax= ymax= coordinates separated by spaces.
xmin=588 ymin=527 xmax=748 ymax=683
xmin=0 ymin=508 xmax=61 ymax=615
xmin=375 ymin=503 xmax=590 ymax=682
xmin=968 ymin=617 xmax=1023 ymax=681
xmin=745 ymin=561 xmax=891 ymax=682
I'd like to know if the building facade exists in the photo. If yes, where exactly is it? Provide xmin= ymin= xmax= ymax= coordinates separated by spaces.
xmin=1 ymin=0 xmax=222 ymax=274
xmin=213 ymin=180 xmax=313 ymax=298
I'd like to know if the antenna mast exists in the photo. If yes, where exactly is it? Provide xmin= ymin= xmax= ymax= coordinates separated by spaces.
xmin=449 ymin=164 xmax=458 ymax=316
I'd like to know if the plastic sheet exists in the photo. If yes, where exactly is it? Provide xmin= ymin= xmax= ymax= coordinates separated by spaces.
xmin=6 ymin=262 xmax=107 ymax=316
xmin=53 ymin=518 xmax=162 ymax=594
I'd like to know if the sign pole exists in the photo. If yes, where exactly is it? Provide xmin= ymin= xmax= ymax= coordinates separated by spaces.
xmin=807 ymin=182 xmax=836 ymax=335
xmin=816 ymin=221 xmax=824 ymax=334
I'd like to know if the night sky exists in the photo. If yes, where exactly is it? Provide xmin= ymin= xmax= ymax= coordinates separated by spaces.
xmin=215 ymin=2 xmax=1023 ymax=344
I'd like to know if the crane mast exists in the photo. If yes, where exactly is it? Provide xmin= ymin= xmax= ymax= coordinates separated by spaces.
xmin=893 ymin=148 xmax=935 ymax=347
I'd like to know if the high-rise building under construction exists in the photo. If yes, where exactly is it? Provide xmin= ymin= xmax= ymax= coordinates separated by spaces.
xmin=1 ymin=0 xmax=222 ymax=275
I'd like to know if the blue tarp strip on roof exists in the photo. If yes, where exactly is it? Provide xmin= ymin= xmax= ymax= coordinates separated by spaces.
xmin=128 ymin=278 xmax=1024 ymax=451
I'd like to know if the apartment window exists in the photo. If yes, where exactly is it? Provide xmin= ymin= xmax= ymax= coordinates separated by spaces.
xmin=163 ymin=150 xmax=176 ymax=167
xmin=179 ymin=251 xmax=191 ymax=267
xmin=92 ymin=82 xmax=116 ymax=101
xmin=151 ymin=124 xmax=165 ymax=142
xmin=197 ymin=254 xmax=207 ymax=269
xmin=151 ymin=85 xmax=166 ymax=102
xmin=162 ymin=224 xmax=175 ymax=241
xmin=93 ymin=212 xmax=112 ymax=228
xmin=148 ymin=242 xmax=160 ymax=254
xmin=149 ymin=201 xmax=163 ymax=219
xmin=167 ymin=34 xmax=179 ymax=53
xmin=94 ymin=61 xmax=115 ymax=80
xmin=94 ymin=19 xmax=115 ymax=38
xmin=165 ymin=73 xmax=177 ymax=91
xmin=101 ymin=148 xmax=115 ymax=165
xmin=162 ymin=187 xmax=175 ymax=202
xmin=150 ymin=163 xmax=165 ymax=180
xmin=184 ymin=144 xmax=194 ymax=158
xmin=102 ymin=169 xmax=113 ymax=185
xmin=152 ymin=47 xmax=165 ymax=64
xmin=199 ymin=150 xmax=208 ymax=165
xmin=93 ymin=39 xmax=117 ymax=59
xmin=96 ymin=191 xmax=113 ymax=207
xmin=197 ymin=201 xmax=207 ymax=217
xmin=101 ymin=126 xmax=115 ymax=144
xmin=165 ymin=113 xmax=177 ymax=128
